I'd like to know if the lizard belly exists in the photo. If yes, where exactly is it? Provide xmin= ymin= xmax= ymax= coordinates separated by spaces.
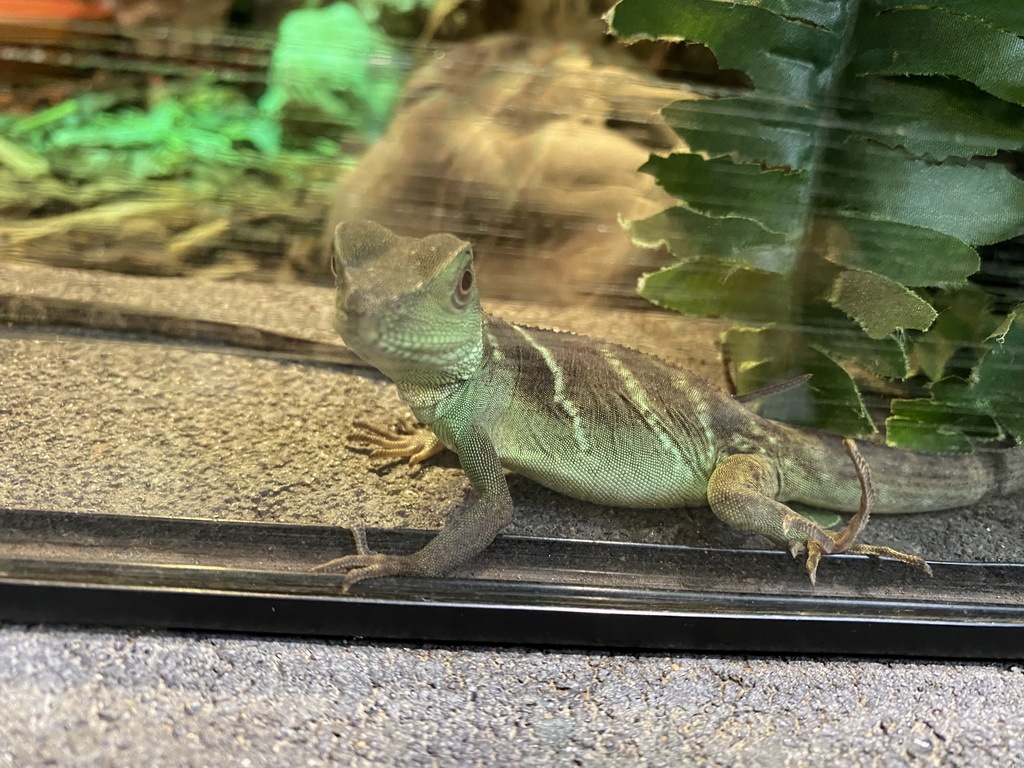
xmin=493 ymin=417 xmax=711 ymax=509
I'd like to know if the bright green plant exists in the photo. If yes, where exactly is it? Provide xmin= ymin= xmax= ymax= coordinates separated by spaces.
xmin=609 ymin=0 xmax=1024 ymax=451
xmin=7 ymin=81 xmax=281 ymax=181
xmin=257 ymin=2 xmax=406 ymax=137
xmin=352 ymin=0 xmax=437 ymax=20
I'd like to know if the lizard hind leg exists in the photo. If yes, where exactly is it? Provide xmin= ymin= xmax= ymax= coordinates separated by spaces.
xmin=706 ymin=442 xmax=932 ymax=584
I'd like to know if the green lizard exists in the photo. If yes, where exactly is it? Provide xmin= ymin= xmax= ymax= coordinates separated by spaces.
xmin=318 ymin=220 xmax=1024 ymax=589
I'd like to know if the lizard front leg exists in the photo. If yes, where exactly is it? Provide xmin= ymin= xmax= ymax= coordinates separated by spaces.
xmin=315 ymin=425 xmax=513 ymax=590
xmin=706 ymin=441 xmax=931 ymax=584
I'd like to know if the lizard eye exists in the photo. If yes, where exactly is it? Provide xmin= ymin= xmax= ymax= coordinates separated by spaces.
xmin=458 ymin=267 xmax=473 ymax=295
xmin=452 ymin=262 xmax=474 ymax=307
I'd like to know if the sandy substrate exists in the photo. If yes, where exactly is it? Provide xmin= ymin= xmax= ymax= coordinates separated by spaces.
xmin=3 ymin=260 xmax=1022 ymax=569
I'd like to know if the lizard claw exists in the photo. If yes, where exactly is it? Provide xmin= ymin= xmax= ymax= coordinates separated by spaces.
xmin=312 ymin=552 xmax=423 ymax=592
xmin=311 ymin=526 xmax=429 ymax=592
xmin=348 ymin=416 xmax=444 ymax=470
xmin=782 ymin=439 xmax=932 ymax=584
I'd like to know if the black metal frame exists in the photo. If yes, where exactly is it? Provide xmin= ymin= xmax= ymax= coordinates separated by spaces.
xmin=2 ymin=507 xmax=1023 ymax=658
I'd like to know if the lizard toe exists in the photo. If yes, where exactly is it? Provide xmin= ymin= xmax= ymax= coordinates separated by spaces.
xmin=312 ymin=552 xmax=426 ymax=592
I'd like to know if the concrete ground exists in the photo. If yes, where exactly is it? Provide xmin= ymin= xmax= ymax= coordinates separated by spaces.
xmin=0 ymin=626 xmax=1015 ymax=768
xmin=2 ymin=262 xmax=1024 ymax=765
xmin=2 ymin=623 xmax=1024 ymax=766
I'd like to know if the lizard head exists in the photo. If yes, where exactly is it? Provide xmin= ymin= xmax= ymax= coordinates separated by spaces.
xmin=331 ymin=220 xmax=484 ymax=383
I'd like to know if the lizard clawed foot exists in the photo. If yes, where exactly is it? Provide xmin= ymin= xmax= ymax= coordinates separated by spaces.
xmin=348 ymin=416 xmax=444 ymax=471
xmin=311 ymin=525 xmax=424 ymax=592
xmin=782 ymin=439 xmax=932 ymax=585
xmin=312 ymin=552 xmax=424 ymax=592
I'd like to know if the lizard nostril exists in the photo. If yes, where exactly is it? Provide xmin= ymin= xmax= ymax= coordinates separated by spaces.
xmin=344 ymin=290 xmax=370 ymax=317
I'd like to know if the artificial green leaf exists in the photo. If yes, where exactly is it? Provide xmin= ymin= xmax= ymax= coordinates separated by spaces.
xmin=833 ymin=144 xmax=1024 ymax=246
xmin=639 ymin=261 xmax=794 ymax=325
xmin=662 ymin=95 xmax=817 ymax=170
xmin=804 ymin=306 xmax=910 ymax=379
xmin=884 ymin=373 xmax=1005 ymax=451
xmin=710 ymin=0 xmax=843 ymax=29
xmin=911 ymin=287 xmax=998 ymax=381
xmin=996 ymin=416 xmax=1024 ymax=445
xmin=970 ymin=312 xmax=1024 ymax=403
xmin=612 ymin=0 xmax=1024 ymax=449
xmin=890 ymin=396 xmax=1001 ymax=441
xmin=725 ymin=326 xmax=874 ymax=434
xmin=846 ymin=77 xmax=1024 ymax=162
xmin=828 ymin=270 xmax=937 ymax=339
xmin=884 ymin=416 xmax=974 ymax=453
xmin=792 ymin=508 xmax=843 ymax=530
xmin=856 ymin=7 xmax=1024 ymax=106
xmin=608 ymin=0 xmax=838 ymax=103
xmin=972 ymin=319 xmax=1024 ymax=445
xmin=828 ymin=215 xmax=979 ymax=287
xmin=625 ymin=205 xmax=795 ymax=274
xmin=877 ymin=0 xmax=1024 ymax=36
xmin=887 ymin=316 xmax=1024 ymax=450
xmin=787 ymin=348 xmax=874 ymax=436
xmin=641 ymin=154 xmax=804 ymax=236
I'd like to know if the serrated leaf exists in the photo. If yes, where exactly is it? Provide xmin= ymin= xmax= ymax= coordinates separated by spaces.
xmin=614 ymin=0 xmax=1024 ymax=452
xmin=724 ymin=326 xmax=874 ymax=435
xmin=884 ymin=417 xmax=974 ymax=453
xmin=832 ymin=144 xmax=1024 ymax=246
xmin=994 ymin=412 xmax=1024 ymax=446
xmin=662 ymin=95 xmax=817 ymax=170
xmin=971 ymin=313 xmax=1024 ymax=403
xmin=712 ymin=0 xmax=843 ymax=29
xmin=828 ymin=215 xmax=979 ymax=287
xmin=884 ymin=374 xmax=1004 ymax=451
xmin=829 ymin=270 xmax=937 ymax=339
xmin=890 ymin=397 xmax=1001 ymax=440
xmin=625 ymin=205 xmax=795 ymax=273
xmin=877 ymin=0 xmax=1024 ymax=36
xmin=970 ymin=318 xmax=1024 ymax=446
xmin=641 ymin=154 xmax=804 ymax=236
xmin=887 ymin=316 xmax=1024 ymax=450
xmin=846 ymin=77 xmax=1024 ymax=162
xmin=608 ymin=0 xmax=838 ymax=102
xmin=804 ymin=306 xmax=910 ymax=379
xmin=856 ymin=7 xmax=1024 ymax=107
xmin=911 ymin=287 xmax=998 ymax=381
xmin=988 ymin=309 xmax=1020 ymax=343
xmin=639 ymin=261 xmax=794 ymax=324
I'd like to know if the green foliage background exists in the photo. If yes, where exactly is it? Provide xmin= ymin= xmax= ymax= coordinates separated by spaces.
xmin=609 ymin=0 xmax=1024 ymax=452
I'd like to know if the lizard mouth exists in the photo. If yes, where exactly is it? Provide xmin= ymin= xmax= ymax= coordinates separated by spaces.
xmin=335 ymin=306 xmax=477 ymax=376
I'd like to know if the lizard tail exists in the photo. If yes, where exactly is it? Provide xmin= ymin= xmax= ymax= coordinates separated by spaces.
xmin=991 ymin=445 xmax=1024 ymax=498
xmin=778 ymin=426 xmax=1024 ymax=514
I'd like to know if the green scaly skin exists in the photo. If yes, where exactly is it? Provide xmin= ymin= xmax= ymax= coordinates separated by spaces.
xmin=321 ymin=220 xmax=1024 ymax=589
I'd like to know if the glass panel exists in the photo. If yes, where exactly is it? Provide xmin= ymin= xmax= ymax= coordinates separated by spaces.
xmin=2 ymin=1 xmax=1023 ymax=656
